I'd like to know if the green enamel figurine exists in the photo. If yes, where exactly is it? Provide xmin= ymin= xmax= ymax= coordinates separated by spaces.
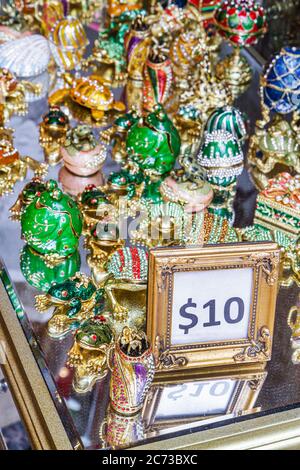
xmin=21 ymin=180 xmax=83 ymax=259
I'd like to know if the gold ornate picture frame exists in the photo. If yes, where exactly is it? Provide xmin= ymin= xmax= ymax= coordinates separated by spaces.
xmin=147 ymin=242 xmax=280 ymax=379
xmin=142 ymin=369 xmax=267 ymax=432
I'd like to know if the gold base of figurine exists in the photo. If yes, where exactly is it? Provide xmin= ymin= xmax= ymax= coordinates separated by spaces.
xmin=216 ymin=49 xmax=252 ymax=100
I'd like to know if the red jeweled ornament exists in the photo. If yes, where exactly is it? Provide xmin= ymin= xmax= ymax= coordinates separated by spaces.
xmin=215 ymin=0 xmax=267 ymax=98
xmin=215 ymin=0 xmax=267 ymax=47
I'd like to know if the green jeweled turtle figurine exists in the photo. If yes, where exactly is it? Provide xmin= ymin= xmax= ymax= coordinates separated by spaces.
xmin=125 ymin=104 xmax=181 ymax=203
xmin=20 ymin=244 xmax=81 ymax=293
xmin=35 ymin=273 xmax=106 ymax=339
xmin=21 ymin=180 xmax=83 ymax=259
xmin=197 ymin=130 xmax=244 ymax=221
xmin=67 ymin=316 xmax=113 ymax=393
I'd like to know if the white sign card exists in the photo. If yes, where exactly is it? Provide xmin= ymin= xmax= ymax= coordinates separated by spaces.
xmin=155 ymin=379 xmax=238 ymax=420
xmin=171 ymin=268 xmax=253 ymax=345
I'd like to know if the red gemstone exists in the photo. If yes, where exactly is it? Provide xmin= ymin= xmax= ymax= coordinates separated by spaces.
xmin=91 ymin=335 xmax=97 ymax=341
xmin=62 ymin=290 xmax=68 ymax=298
xmin=228 ymin=7 xmax=236 ymax=15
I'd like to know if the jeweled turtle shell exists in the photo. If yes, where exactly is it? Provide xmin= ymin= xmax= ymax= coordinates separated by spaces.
xmin=107 ymin=247 xmax=148 ymax=282
xmin=70 ymin=75 xmax=114 ymax=111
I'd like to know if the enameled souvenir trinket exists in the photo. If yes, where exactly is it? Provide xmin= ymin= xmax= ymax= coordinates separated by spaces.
xmin=67 ymin=316 xmax=113 ymax=393
xmin=241 ymin=173 xmax=300 ymax=287
xmin=21 ymin=179 xmax=83 ymax=259
xmin=125 ymin=16 xmax=151 ymax=82
xmin=215 ymin=0 xmax=267 ymax=98
xmin=20 ymin=244 xmax=80 ymax=293
xmin=160 ymin=177 xmax=213 ymax=213
xmin=0 ymin=68 xmax=40 ymax=123
xmin=78 ymin=184 xmax=112 ymax=234
xmin=84 ymin=30 xmax=127 ymax=86
xmin=49 ymin=16 xmax=88 ymax=71
xmin=0 ymin=34 xmax=51 ymax=78
xmin=143 ymin=48 xmax=173 ymax=113
xmin=197 ymin=130 xmax=244 ymax=221
xmin=125 ymin=104 xmax=181 ymax=203
xmin=108 ymin=327 xmax=155 ymax=416
xmin=248 ymin=47 xmax=300 ymax=190
xmin=61 ymin=125 xmax=106 ymax=176
xmin=10 ymin=177 xmax=47 ymax=220
xmin=0 ymin=133 xmax=47 ymax=197
xmin=101 ymin=406 xmax=144 ymax=449
xmin=39 ymin=106 xmax=70 ymax=166
xmin=204 ymin=105 xmax=247 ymax=143
xmin=49 ymin=73 xmax=126 ymax=124
xmin=35 ymin=273 xmax=106 ymax=339
xmin=254 ymin=173 xmax=300 ymax=243
xmin=107 ymin=0 xmax=143 ymax=18
xmin=104 ymin=247 xmax=148 ymax=322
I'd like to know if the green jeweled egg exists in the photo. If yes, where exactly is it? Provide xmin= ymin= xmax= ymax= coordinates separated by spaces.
xmin=21 ymin=180 xmax=83 ymax=257
xmin=197 ymin=130 xmax=244 ymax=187
xmin=20 ymin=245 xmax=81 ymax=292
xmin=204 ymin=106 xmax=247 ymax=142
xmin=126 ymin=104 xmax=181 ymax=177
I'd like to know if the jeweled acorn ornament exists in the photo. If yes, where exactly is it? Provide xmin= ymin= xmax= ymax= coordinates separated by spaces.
xmin=248 ymin=46 xmax=300 ymax=190
xmin=20 ymin=244 xmax=81 ymax=293
xmin=61 ymin=125 xmax=106 ymax=176
xmin=215 ymin=0 xmax=267 ymax=99
xmin=126 ymin=104 xmax=181 ymax=203
xmin=39 ymin=106 xmax=70 ymax=166
xmin=21 ymin=179 xmax=83 ymax=260
xmin=197 ymin=130 xmax=244 ymax=221
xmin=67 ymin=316 xmax=113 ymax=393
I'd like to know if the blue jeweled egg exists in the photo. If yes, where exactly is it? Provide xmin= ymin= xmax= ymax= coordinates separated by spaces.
xmin=263 ymin=46 xmax=300 ymax=114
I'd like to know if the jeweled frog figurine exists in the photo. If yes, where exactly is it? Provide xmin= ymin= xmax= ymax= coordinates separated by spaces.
xmin=126 ymin=104 xmax=181 ymax=203
xmin=35 ymin=273 xmax=106 ymax=339
xmin=61 ymin=125 xmax=106 ymax=176
xmin=85 ymin=222 xmax=124 ymax=284
xmin=20 ymin=244 xmax=80 ymax=293
xmin=78 ymin=184 xmax=113 ymax=234
xmin=21 ymin=179 xmax=83 ymax=261
xmin=10 ymin=177 xmax=47 ymax=221
xmin=67 ymin=316 xmax=113 ymax=393
xmin=39 ymin=106 xmax=70 ymax=166
xmin=104 ymin=247 xmax=148 ymax=322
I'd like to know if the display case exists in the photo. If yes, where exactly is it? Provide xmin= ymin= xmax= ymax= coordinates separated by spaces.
xmin=0 ymin=1 xmax=300 ymax=451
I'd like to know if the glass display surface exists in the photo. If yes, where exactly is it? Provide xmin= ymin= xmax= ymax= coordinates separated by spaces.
xmin=0 ymin=15 xmax=299 ymax=450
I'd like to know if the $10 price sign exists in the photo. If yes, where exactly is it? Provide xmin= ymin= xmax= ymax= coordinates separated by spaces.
xmin=172 ymin=268 xmax=253 ymax=345
xmin=147 ymin=243 xmax=280 ymax=377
